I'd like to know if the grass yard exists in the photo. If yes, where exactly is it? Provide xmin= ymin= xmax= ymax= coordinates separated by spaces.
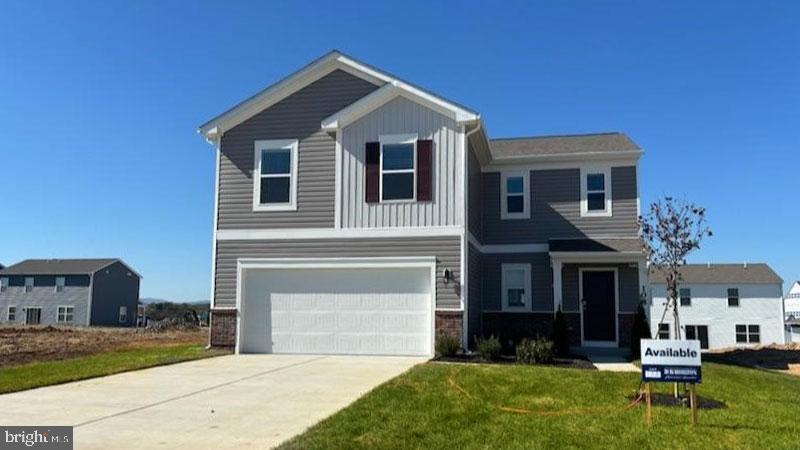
xmin=279 ymin=361 xmax=800 ymax=450
xmin=0 ymin=344 xmax=229 ymax=394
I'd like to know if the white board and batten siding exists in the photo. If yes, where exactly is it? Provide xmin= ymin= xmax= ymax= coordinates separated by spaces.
xmin=649 ymin=283 xmax=785 ymax=350
xmin=339 ymin=96 xmax=463 ymax=228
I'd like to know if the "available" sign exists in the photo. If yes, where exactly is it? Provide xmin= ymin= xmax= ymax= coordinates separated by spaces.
xmin=640 ymin=339 xmax=702 ymax=383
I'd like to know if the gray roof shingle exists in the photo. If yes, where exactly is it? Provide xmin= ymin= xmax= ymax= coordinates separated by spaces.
xmin=0 ymin=259 xmax=122 ymax=276
xmin=649 ymin=263 xmax=782 ymax=285
xmin=489 ymin=132 xmax=641 ymax=159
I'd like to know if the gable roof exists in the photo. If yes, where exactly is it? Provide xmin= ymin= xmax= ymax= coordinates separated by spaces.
xmin=489 ymin=132 xmax=641 ymax=160
xmin=649 ymin=263 xmax=782 ymax=285
xmin=199 ymin=50 xmax=479 ymax=141
xmin=0 ymin=259 xmax=141 ymax=278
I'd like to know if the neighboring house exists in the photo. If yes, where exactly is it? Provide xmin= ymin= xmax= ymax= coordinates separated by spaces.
xmin=784 ymin=280 xmax=800 ymax=320
xmin=649 ymin=263 xmax=785 ymax=350
xmin=198 ymin=50 xmax=647 ymax=356
xmin=0 ymin=259 xmax=141 ymax=327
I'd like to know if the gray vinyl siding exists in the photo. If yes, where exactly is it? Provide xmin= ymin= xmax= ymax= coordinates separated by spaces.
xmin=467 ymin=244 xmax=482 ymax=344
xmin=217 ymin=70 xmax=380 ymax=229
xmin=561 ymin=263 xmax=640 ymax=313
xmin=339 ymin=96 xmax=463 ymax=228
xmin=481 ymin=253 xmax=554 ymax=313
xmin=467 ymin=140 xmax=482 ymax=240
xmin=482 ymin=166 xmax=638 ymax=244
xmin=215 ymin=236 xmax=461 ymax=309
xmin=89 ymin=262 xmax=140 ymax=327
xmin=0 ymin=285 xmax=90 ymax=326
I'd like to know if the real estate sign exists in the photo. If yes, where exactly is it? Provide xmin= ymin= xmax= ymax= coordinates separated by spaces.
xmin=640 ymin=339 xmax=702 ymax=383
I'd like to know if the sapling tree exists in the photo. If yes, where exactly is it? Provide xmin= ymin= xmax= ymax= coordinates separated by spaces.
xmin=638 ymin=197 xmax=712 ymax=340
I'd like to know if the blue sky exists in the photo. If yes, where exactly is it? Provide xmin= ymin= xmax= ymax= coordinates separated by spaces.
xmin=1 ymin=1 xmax=798 ymax=300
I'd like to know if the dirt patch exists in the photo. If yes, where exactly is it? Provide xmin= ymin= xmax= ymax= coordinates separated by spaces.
xmin=0 ymin=325 xmax=208 ymax=368
xmin=704 ymin=343 xmax=800 ymax=375
xmin=630 ymin=392 xmax=727 ymax=410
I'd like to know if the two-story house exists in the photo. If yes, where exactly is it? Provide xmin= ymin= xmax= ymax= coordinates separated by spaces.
xmin=0 ymin=259 xmax=141 ymax=327
xmin=199 ymin=51 xmax=646 ymax=356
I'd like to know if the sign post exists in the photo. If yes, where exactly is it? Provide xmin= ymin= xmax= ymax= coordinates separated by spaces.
xmin=640 ymin=339 xmax=702 ymax=425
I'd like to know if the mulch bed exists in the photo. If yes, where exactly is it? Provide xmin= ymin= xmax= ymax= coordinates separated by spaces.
xmin=434 ymin=353 xmax=596 ymax=370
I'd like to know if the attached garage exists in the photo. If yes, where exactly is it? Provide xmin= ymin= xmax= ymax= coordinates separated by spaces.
xmin=237 ymin=258 xmax=435 ymax=356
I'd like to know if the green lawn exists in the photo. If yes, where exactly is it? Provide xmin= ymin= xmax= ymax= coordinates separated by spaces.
xmin=0 ymin=344 xmax=229 ymax=394
xmin=279 ymin=362 xmax=800 ymax=450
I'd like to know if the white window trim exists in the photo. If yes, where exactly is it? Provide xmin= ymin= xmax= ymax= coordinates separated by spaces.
xmin=7 ymin=305 xmax=16 ymax=321
xmin=501 ymin=171 xmax=530 ymax=220
xmin=580 ymin=166 xmax=612 ymax=217
xmin=24 ymin=277 xmax=34 ymax=293
xmin=679 ymin=287 xmax=691 ymax=306
xmin=501 ymin=263 xmax=531 ymax=312
xmin=253 ymin=139 xmax=299 ymax=212
xmin=55 ymin=276 xmax=65 ymax=293
xmin=57 ymin=305 xmax=74 ymax=323
xmin=119 ymin=306 xmax=128 ymax=323
xmin=735 ymin=324 xmax=760 ymax=344
xmin=378 ymin=133 xmax=418 ymax=203
xmin=727 ymin=288 xmax=740 ymax=307
xmin=0 ymin=277 xmax=7 ymax=293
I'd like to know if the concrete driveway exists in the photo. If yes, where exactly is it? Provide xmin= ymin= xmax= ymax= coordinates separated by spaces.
xmin=0 ymin=354 xmax=425 ymax=449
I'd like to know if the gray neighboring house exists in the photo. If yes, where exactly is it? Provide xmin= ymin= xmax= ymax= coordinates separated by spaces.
xmin=0 ymin=259 xmax=141 ymax=327
xmin=199 ymin=50 xmax=646 ymax=356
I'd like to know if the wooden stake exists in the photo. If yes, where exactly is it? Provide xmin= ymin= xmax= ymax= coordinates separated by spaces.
xmin=689 ymin=383 xmax=699 ymax=425
xmin=645 ymin=382 xmax=653 ymax=426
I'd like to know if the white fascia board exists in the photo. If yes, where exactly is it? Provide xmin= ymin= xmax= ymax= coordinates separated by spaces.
xmin=483 ymin=151 xmax=643 ymax=172
xmin=549 ymin=251 xmax=645 ymax=263
xmin=321 ymin=81 xmax=479 ymax=131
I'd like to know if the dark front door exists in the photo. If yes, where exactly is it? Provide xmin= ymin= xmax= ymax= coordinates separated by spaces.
xmin=581 ymin=270 xmax=616 ymax=342
xmin=25 ymin=307 xmax=41 ymax=325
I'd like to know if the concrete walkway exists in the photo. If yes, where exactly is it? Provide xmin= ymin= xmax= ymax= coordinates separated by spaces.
xmin=0 ymin=354 xmax=425 ymax=450
xmin=577 ymin=348 xmax=640 ymax=372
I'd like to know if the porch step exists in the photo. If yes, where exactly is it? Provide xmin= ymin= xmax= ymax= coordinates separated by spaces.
xmin=575 ymin=347 xmax=640 ymax=372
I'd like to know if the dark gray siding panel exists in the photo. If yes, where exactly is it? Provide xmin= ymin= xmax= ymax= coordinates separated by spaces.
xmin=218 ymin=70 xmax=380 ymax=229
xmin=467 ymin=141 xmax=483 ymax=240
xmin=481 ymin=253 xmax=553 ymax=312
xmin=90 ymin=262 xmax=140 ymax=327
xmin=482 ymin=166 xmax=638 ymax=244
xmin=466 ymin=244 xmax=482 ymax=346
xmin=562 ymin=263 xmax=639 ymax=313
xmin=215 ymin=236 xmax=461 ymax=309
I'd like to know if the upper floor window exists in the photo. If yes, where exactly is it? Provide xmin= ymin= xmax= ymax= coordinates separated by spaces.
xmin=580 ymin=167 xmax=612 ymax=217
xmin=679 ymin=288 xmax=691 ymax=307
xmin=501 ymin=172 xmax=529 ymax=219
xmin=0 ymin=277 xmax=7 ymax=293
xmin=380 ymin=134 xmax=417 ymax=201
xmin=24 ymin=277 xmax=34 ymax=293
xmin=119 ymin=306 xmax=128 ymax=323
xmin=657 ymin=323 xmax=670 ymax=339
xmin=55 ymin=277 xmax=65 ymax=293
xmin=501 ymin=263 xmax=531 ymax=311
xmin=253 ymin=139 xmax=298 ymax=211
xmin=727 ymin=288 xmax=739 ymax=307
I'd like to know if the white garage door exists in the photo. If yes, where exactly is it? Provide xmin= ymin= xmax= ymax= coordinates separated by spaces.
xmin=239 ymin=266 xmax=432 ymax=356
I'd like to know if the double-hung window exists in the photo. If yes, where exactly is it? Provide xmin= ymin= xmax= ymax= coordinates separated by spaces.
xmin=57 ymin=305 xmax=74 ymax=323
xmin=0 ymin=277 xmax=7 ymax=293
xmin=679 ymin=288 xmax=691 ymax=307
xmin=119 ymin=306 xmax=128 ymax=323
xmin=380 ymin=134 xmax=416 ymax=201
xmin=253 ymin=139 xmax=298 ymax=211
xmin=7 ymin=306 xmax=15 ymax=322
xmin=24 ymin=277 xmax=33 ymax=293
xmin=55 ymin=277 xmax=65 ymax=293
xmin=727 ymin=288 xmax=739 ymax=307
xmin=580 ymin=167 xmax=612 ymax=217
xmin=501 ymin=263 xmax=531 ymax=311
xmin=501 ymin=172 xmax=529 ymax=219
xmin=735 ymin=324 xmax=759 ymax=344
xmin=657 ymin=323 xmax=671 ymax=339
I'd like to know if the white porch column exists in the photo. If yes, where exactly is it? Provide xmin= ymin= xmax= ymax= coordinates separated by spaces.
xmin=552 ymin=259 xmax=563 ymax=313
xmin=637 ymin=257 xmax=649 ymax=308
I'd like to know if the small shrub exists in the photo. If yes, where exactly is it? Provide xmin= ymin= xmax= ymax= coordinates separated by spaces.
xmin=551 ymin=309 xmax=570 ymax=357
xmin=475 ymin=335 xmax=502 ymax=361
xmin=435 ymin=333 xmax=461 ymax=357
xmin=629 ymin=302 xmax=652 ymax=360
xmin=516 ymin=337 xmax=555 ymax=364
